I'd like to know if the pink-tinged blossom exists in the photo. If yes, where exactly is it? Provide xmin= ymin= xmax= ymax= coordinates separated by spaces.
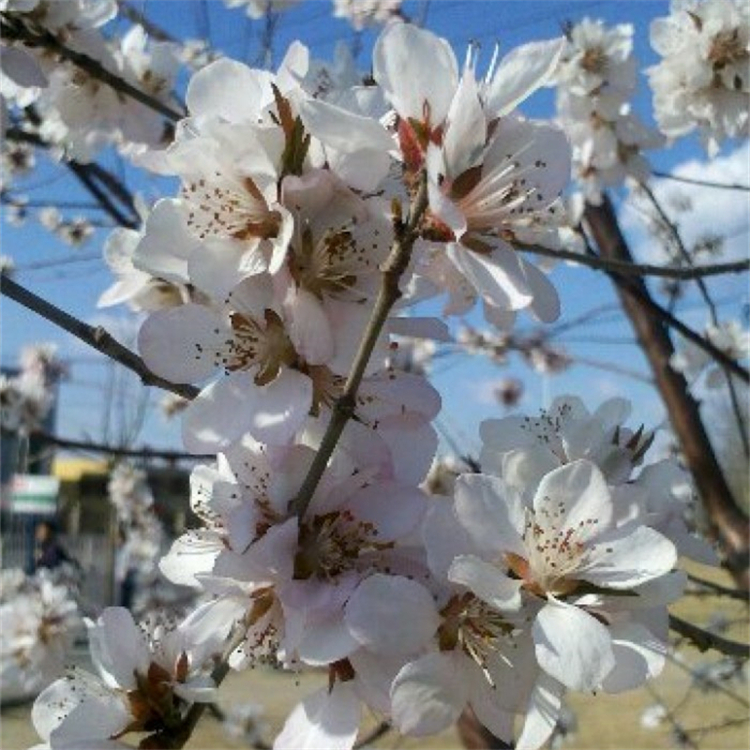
xmin=449 ymin=461 xmax=678 ymax=692
xmin=30 ymin=602 xmax=239 ymax=749
xmin=479 ymin=395 xmax=716 ymax=565
xmin=373 ymin=24 xmax=570 ymax=326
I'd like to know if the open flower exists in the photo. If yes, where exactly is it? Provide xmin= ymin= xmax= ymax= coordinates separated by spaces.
xmin=449 ymin=461 xmax=677 ymax=692
xmin=373 ymin=23 xmax=570 ymax=326
xmin=31 ymin=603 xmax=238 ymax=749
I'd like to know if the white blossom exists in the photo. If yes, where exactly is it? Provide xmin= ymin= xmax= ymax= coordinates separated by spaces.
xmin=647 ymin=0 xmax=750 ymax=154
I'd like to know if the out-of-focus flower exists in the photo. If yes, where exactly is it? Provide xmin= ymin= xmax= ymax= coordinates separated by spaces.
xmin=670 ymin=319 xmax=750 ymax=387
xmin=647 ymin=0 xmax=749 ymax=155
xmin=333 ymin=0 xmax=402 ymax=30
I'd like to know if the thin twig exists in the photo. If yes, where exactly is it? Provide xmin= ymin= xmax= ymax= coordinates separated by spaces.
xmin=5 ymin=124 xmax=140 ymax=229
xmin=1 ymin=17 xmax=183 ymax=122
xmin=35 ymin=431 xmax=209 ymax=461
xmin=572 ymin=229 xmax=749 ymax=383
xmin=289 ymin=176 xmax=430 ymax=519
xmin=66 ymin=162 xmax=139 ymax=229
xmin=667 ymin=651 xmax=750 ymax=708
xmin=652 ymin=170 xmax=750 ymax=192
xmin=117 ymin=1 xmax=178 ymax=41
xmin=514 ymin=241 xmax=750 ymax=280
xmin=568 ymin=354 xmax=654 ymax=384
xmin=637 ymin=180 xmax=749 ymax=457
xmin=669 ymin=614 xmax=750 ymax=659
xmin=0 ymin=275 xmax=199 ymax=400
xmin=687 ymin=573 xmax=750 ymax=602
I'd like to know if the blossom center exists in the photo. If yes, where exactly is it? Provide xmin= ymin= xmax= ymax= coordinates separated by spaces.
xmin=293 ymin=510 xmax=382 ymax=580
xmin=183 ymin=174 xmax=280 ymax=242
xmin=222 ymin=309 xmax=297 ymax=386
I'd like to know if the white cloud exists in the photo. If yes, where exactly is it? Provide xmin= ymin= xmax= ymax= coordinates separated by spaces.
xmin=622 ymin=143 xmax=750 ymax=264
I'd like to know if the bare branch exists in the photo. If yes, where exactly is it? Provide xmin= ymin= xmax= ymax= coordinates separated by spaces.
xmin=66 ymin=161 xmax=139 ymax=229
xmin=5 ymin=124 xmax=140 ymax=229
xmin=514 ymin=241 xmax=750 ymax=280
xmin=0 ymin=17 xmax=183 ymax=122
xmin=652 ymin=170 xmax=750 ymax=192
xmin=0 ymin=275 xmax=199 ymax=401
xmin=584 ymin=196 xmax=750 ymax=587
xmin=116 ymin=1 xmax=178 ymax=42
xmin=687 ymin=572 xmax=750 ymax=602
xmin=354 ymin=722 xmax=391 ymax=749
xmin=637 ymin=179 xmax=749 ymax=457
xmin=35 ymin=431 xmax=209 ymax=461
xmin=669 ymin=614 xmax=750 ymax=659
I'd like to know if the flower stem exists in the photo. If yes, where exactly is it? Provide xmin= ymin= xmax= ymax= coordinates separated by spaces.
xmin=289 ymin=174 xmax=429 ymax=519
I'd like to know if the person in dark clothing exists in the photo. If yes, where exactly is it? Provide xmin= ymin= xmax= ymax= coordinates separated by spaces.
xmin=33 ymin=520 xmax=75 ymax=571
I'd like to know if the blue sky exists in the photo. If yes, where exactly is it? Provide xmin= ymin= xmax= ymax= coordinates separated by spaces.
xmin=2 ymin=0 xmax=748 ymax=459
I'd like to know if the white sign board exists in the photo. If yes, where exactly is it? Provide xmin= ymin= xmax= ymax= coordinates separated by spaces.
xmin=7 ymin=474 xmax=60 ymax=514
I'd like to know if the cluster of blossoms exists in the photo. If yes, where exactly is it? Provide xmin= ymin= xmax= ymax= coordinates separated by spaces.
xmin=1 ymin=0 xmax=182 ymax=162
xmin=120 ymin=21 xmax=572 ymax=454
xmin=647 ymin=0 xmax=749 ymax=155
xmin=554 ymin=18 xmax=665 ymax=205
xmin=332 ymin=0 xmax=403 ymax=29
xmin=0 ymin=568 xmax=81 ymax=703
xmin=146 ymin=395 xmax=703 ymax=750
xmin=456 ymin=325 xmax=572 ymax=375
xmin=37 ymin=206 xmax=95 ymax=247
xmin=0 ymin=343 xmax=66 ymax=436
xmin=107 ymin=463 xmax=166 ymax=602
xmin=222 ymin=0 xmax=403 ymax=30
xmin=17 ymin=14 xmax=723 ymax=750
xmin=31 ymin=602 xmax=240 ymax=749
xmin=670 ymin=319 xmax=750 ymax=388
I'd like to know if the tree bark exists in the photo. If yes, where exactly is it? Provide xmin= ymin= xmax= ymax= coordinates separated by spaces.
xmin=584 ymin=196 xmax=749 ymax=589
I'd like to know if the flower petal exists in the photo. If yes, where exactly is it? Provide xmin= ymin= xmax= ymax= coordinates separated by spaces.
xmin=515 ymin=672 xmax=565 ymax=750
xmin=448 ymin=555 xmax=523 ymax=611
xmin=580 ymin=526 xmax=677 ymax=589
xmin=532 ymin=599 xmax=615 ymax=691
xmin=344 ymin=574 xmax=439 ymax=655
xmin=453 ymin=473 xmax=526 ymax=557
xmin=486 ymin=37 xmax=565 ymax=117
xmin=391 ymin=652 xmax=468 ymax=736
xmin=373 ymin=24 xmax=458 ymax=125
xmin=531 ymin=460 xmax=612 ymax=542
xmin=274 ymin=683 xmax=361 ymax=750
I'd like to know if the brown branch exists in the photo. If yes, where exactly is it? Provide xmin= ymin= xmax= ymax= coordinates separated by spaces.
xmin=669 ymin=614 xmax=750 ymax=659
xmin=5 ymin=124 xmax=141 ymax=229
xmin=584 ymin=196 xmax=750 ymax=588
xmin=1 ymin=17 xmax=183 ymax=122
xmin=514 ymin=242 xmax=750 ymax=280
xmin=0 ymin=275 xmax=199 ymax=400
xmin=289 ymin=176 xmax=429 ymax=519
xmin=354 ymin=722 xmax=391 ymax=748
